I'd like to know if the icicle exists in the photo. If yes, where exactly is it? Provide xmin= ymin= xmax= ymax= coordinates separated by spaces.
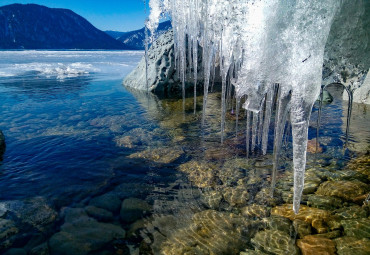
xmin=220 ymin=35 xmax=227 ymax=143
xmin=221 ymin=74 xmax=227 ymax=143
xmin=210 ymin=59 xmax=216 ymax=92
xmin=271 ymin=88 xmax=291 ymax=197
xmin=251 ymin=112 xmax=259 ymax=152
xmin=235 ymin=96 xmax=241 ymax=136
xmin=193 ymin=37 xmax=198 ymax=114
xmin=257 ymin=97 xmax=265 ymax=146
xmin=290 ymin=94 xmax=315 ymax=214
xmin=246 ymin=110 xmax=251 ymax=158
xmin=316 ymin=86 xmax=324 ymax=152
xmin=262 ymin=87 xmax=274 ymax=154
xmin=201 ymin=46 xmax=214 ymax=127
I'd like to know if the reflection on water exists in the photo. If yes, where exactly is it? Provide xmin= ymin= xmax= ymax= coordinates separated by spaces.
xmin=0 ymin=53 xmax=369 ymax=254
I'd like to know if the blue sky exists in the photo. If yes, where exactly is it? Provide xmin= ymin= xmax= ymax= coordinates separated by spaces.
xmin=0 ymin=0 xmax=150 ymax=32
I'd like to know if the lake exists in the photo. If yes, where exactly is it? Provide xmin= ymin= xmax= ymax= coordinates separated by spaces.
xmin=0 ymin=51 xmax=369 ymax=254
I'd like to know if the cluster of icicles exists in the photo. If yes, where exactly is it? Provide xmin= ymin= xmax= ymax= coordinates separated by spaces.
xmin=145 ymin=0 xmax=345 ymax=213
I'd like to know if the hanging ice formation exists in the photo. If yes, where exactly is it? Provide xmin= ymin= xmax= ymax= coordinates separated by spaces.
xmin=146 ymin=0 xmax=343 ymax=213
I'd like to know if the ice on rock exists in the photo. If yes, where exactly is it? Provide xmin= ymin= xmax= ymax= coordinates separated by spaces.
xmin=146 ymin=0 xmax=345 ymax=213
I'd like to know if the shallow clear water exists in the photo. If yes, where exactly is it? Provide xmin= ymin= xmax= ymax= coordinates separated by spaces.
xmin=0 ymin=51 xmax=369 ymax=254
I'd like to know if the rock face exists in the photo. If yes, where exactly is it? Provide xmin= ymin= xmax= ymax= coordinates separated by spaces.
xmin=0 ymin=4 xmax=127 ymax=49
xmin=123 ymin=30 xmax=180 ymax=95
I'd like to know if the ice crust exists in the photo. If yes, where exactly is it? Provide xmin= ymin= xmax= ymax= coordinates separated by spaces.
xmin=146 ymin=0 xmax=349 ymax=213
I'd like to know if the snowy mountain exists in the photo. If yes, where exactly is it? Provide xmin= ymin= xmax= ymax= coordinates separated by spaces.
xmin=117 ymin=20 xmax=172 ymax=50
xmin=0 ymin=4 xmax=128 ymax=49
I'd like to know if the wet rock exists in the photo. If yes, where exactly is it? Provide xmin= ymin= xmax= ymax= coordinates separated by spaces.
xmin=254 ymin=188 xmax=283 ymax=207
xmin=297 ymin=235 xmax=336 ymax=255
xmin=3 ymin=248 xmax=27 ymax=255
xmin=346 ymin=154 xmax=370 ymax=181
xmin=271 ymin=204 xmax=331 ymax=233
xmin=201 ymin=190 xmax=223 ymax=209
xmin=114 ymin=128 xmax=155 ymax=149
xmin=120 ymin=198 xmax=151 ymax=223
xmin=128 ymin=147 xmax=183 ymax=164
xmin=251 ymin=230 xmax=299 ymax=255
xmin=242 ymin=204 xmax=270 ymax=218
xmin=49 ymin=208 xmax=125 ymax=255
xmin=0 ymin=202 xmax=7 ymax=218
xmin=240 ymin=250 xmax=268 ymax=255
xmin=89 ymin=192 xmax=121 ymax=213
xmin=223 ymin=186 xmax=250 ymax=207
xmin=303 ymin=169 xmax=324 ymax=194
xmin=316 ymin=180 xmax=369 ymax=202
xmin=307 ymin=194 xmax=343 ymax=210
xmin=341 ymin=218 xmax=370 ymax=238
xmin=0 ymin=219 xmax=18 ymax=249
xmin=85 ymin=206 xmax=114 ymax=222
xmin=334 ymin=205 xmax=367 ymax=219
xmin=115 ymin=135 xmax=136 ymax=148
xmin=161 ymin=210 xmax=258 ymax=255
xmin=262 ymin=216 xmax=294 ymax=235
xmin=314 ymin=230 xmax=341 ymax=239
xmin=178 ymin=160 xmax=220 ymax=188
xmin=335 ymin=236 xmax=370 ymax=255
xmin=220 ymin=158 xmax=250 ymax=186
xmin=114 ymin=182 xmax=153 ymax=200
xmin=29 ymin=242 xmax=49 ymax=255
xmin=293 ymin=219 xmax=312 ymax=238
xmin=0 ymin=130 xmax=5 ymax=159
xmin=307 ymin=139 xmax=323 ymax=153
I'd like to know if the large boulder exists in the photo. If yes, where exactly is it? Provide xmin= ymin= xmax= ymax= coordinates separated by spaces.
xmin=123 ymin=30 xmax=181 ymax=95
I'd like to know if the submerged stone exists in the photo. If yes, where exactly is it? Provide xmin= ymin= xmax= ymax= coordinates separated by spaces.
xmin=262 ymin=215 xmax=294 ymax=235
xmin=85 ymin=206 xmax=114 ymax=222
xmin=178 ymin=160 xmax=220 ymax=188
xmin=120 ymin=198 xmax=151 ymax=223
xmin=307 ymin=194 xmax=343 ymax=210
xmin=271 ymin=204 xmax=331 ymax=233
xmin=346 ymin=154 xmax=370 ymax=181
xmin=334 ymin=205 xmax=367 ymax=219
xmin=293 ymin=219 xmax=313 ymax=238
xmin=49 ymin=208 xmax=125 ymax=255
xmin=341 ymin=218 xmax=370 ymax=238
xmin=242 ymin=204 xmax=270 ymax=219
xmin=297 ymin=235 xmax=336 ymax=255
xmin=3 ymin=248 xmax=27 ymax=255
xmin=128 ymin=147 xmax=183 ymax=164
xmin=334 ymin=236 xmax=370 ymax=255
xmin=161 ymin=210 xmax=258 ymax=255
xmin=89 ymin=192 xmax=121 ymax=213
xmin=0 ymin=219 xmax=18 ymax=249
xmin=316 ymin=180 xmax=369 ymax=202
xmin=251 ymin=230 xmax=299 ymax=255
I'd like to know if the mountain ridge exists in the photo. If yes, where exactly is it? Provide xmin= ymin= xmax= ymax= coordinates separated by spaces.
xmin=0 ymin=3 xmax=129 ymax=49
